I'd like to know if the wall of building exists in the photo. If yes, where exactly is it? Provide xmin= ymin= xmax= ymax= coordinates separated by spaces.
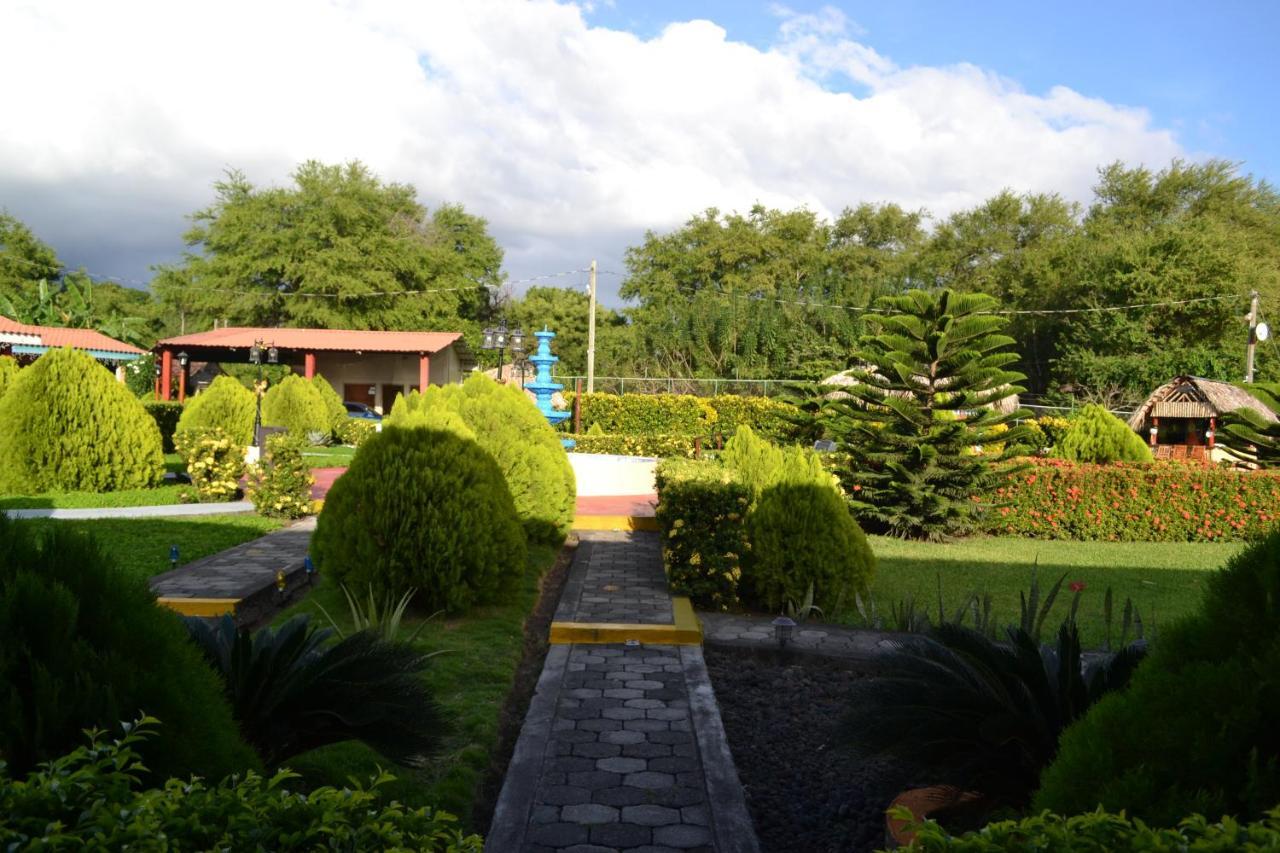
xmin=313 ymin=347 xmax=464 ymax=413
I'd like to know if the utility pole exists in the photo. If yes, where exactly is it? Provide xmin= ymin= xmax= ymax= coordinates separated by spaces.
xmin=587 ymin=259 xmax=597 ymax=394
xmin=1246 ymin=289 xmax=1260 ymax=383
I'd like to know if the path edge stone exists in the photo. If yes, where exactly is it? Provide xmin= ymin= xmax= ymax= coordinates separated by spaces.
xmin=681 ymin=644 xmax=762 ymax=853
xmin=484 ymin=642 xmax=570 ymax=852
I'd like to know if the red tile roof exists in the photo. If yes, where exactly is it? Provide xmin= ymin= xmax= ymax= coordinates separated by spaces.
xmin=156 ymin=326 xmax=464 ymax=354
xmin=0 ymin=315 xmax=144 ymax=355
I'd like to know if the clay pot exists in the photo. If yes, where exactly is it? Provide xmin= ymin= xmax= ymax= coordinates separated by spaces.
xmin=884 ymin=786 xmax=985 ymax=848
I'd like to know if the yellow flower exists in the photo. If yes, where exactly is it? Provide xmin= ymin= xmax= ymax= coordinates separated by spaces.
xmin=673 ymin=519 xmax=685 ymax=529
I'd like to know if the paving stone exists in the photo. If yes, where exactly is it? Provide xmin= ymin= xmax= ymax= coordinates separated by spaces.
xmin=561 ymin=846 xmax=619 ymax=853
xmin=560 ymin=706 xmax=603 ymax=721
xmin=573 ymin=741 xmax=622 ymax=759
xmin=568 ymin=687 xmax=604 ymax=699
xmin=623 ymin=771 xmax=676 ymax=790
xmin=623 ymin=698 xmax=664 ymax=710
xmin=648 ymin=756 xmax=699 ymax=774
xmin=650 ymin=787 xmax=705 ymax=808
xmin=530 ymin=804 xmax=560 ymax=824
xmin=623 ymin=719 xmax=669 ymax=732
xmin=602 ymin=706 xmax=646 ymax=721
xmin=527 ymin=822 xmax=589 ymax=847
xmin=622 ymin=741 xmax=672 ymax=759
xmin=676 ymin=771 xmax=704 ymax=787
xmin=621 ymin=847 xmax=684 ymax=853
xmin=538 ymin=785 xmax=592 ymax=806
xmin=646 ymin=708 xmax=688 ymax=721
xmin=592 ymin=785 xmax=652 ymax=807
xmin=549 ymin=756 xmax=598 ymax=773
xmin=680 ymin=804 xmax=709 ymax=826
xmin=624 ymin=679 xmax=664 ymax=691
xmin=579 ymin=718 xmax=624 ymax=732
xmin=596 ymin=756 xmax=647 ymax=774
xmin=589 ymin=822 xmax=652 ymax=848
xmin=599 ymin=729 xmax=647 ymax=745
xmin=603 ymin=688 xmax=645 ymax=699
xmin=653 ymin=824 xmax=713 ymax=848
xmin=568 ymin=770 xmax=624 ymax=789
xmin=620 ymin=804 xmax=682 ymax=826
xmin=561 ymin=803 xmax=620 ymax=824
xmin=647 ymin=730 xmax=690 ymax=744
xmin=553 ymin=729 xmax=599 ymax=744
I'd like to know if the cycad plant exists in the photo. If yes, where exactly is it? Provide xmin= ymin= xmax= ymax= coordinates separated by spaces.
xmin=1220 ymin=381 xmax=1280 ymax=467
xmin=815 ymin=289 xmax=1031 ymax=539
xmin=185 ymin=614 xmax=444 ymax=768
xmin=841 ymin=621 xmax=1146 ymax=810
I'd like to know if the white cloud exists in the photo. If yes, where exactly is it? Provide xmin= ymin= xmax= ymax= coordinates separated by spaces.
xmin=0 ymin=0 xmax=1183 ymax=301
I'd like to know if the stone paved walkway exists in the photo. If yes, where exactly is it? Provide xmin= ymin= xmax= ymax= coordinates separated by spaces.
xmin=488 ymin=532 xmax=758 ymax=853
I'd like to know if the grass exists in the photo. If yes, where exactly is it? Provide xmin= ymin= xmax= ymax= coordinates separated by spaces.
xmin=0 ymin=483 xmax=190 ymax=510
xmin=269 ymin=543 xmax=559 ymax=829
xmin=12 ymin=514 xmax=283 ymax=584
xmin=301 ymin=444 xmax=358 ymax=467
xmin=851 ymin=535 xmax=1245 ymax=648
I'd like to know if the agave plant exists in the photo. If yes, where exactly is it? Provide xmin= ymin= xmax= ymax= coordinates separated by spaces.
xmin=841 ymin=620 xmax=1146 ymax=809
xmin=316 ymin=584 xmax=440 ymax=644
xmin=185 ymin=614 xmax=444 ymax=768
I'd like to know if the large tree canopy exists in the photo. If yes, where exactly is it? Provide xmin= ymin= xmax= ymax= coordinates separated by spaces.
xmin=505 ymin=285 xmax=630 ymax=377
xmin=153 ymin=161 xmax=503 ymax=334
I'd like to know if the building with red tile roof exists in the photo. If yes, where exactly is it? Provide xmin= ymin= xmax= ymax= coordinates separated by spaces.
xmin=0 ymin=315 xmax=145 ymax=381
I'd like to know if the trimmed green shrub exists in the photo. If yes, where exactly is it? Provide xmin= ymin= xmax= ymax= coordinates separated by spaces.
xmin=720 ymin=424 xmax=832 ymax=498
xmin=173 ymin=427 xmax=244 ymax=502
xmin=745 ymin=481 xmax=875 ymax=612
xmin=311 ymin=426 xmax=526 ymax=613
xmin=0 ymin=354 xmax=18 ymax=400
xmin=707 ymin=394 xmax=800 ymax=443
xmin=569 ymin=432 xmax=698 ymax=458
xmin=338 ymin=417 xmax=379 ymax=447
xmin=312 ymin=374 xmax=348 ymax=436
xmin=1054 ymin=404 xmax=1151 ymax=463
xmin=0 ymin=719 xmax=481 ymax=851
xmin=391 ymin=377 xmax=575 ymax=545
xmin=570 ymin=392 xmax=717 ymax=435
xmin=899 ymin=806 xmax=1280 ymax=850
xmin=261 ymin=373 xmax=330 ymax=437
xmin=0 ymin=347 xmax=164 ymax=493
xmin=176 ymin=374 xmax=257 ymax=446
xmin=143 ymin=400 xmax=184 ymax=453
xmin=1034 ymin=530 xmax=1280 ymax=825
xmin=654 ymin=459 xmax=750 ymax=610
xmin=0 ymin=514 xmax=258 ymax=781
xmin=246 ymin=433 xmax=314 ymax=518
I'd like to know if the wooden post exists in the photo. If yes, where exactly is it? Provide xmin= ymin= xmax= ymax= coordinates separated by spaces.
xmin=419 ymin=354 xmax=430 ymax=391
xmin=178 ymin=363 xmax=187 ymax=403
xmin=160 ymin=349 xmax=172 ymax=401
xmin=586 ymin=260 xmax=597 ymax=394
xmin=1149 ymin=415 xmax=1159 ymax=447
xmin=694 ymin=436 xmax=702 ymax=459
xmin=304 ymin=352 xmax=317 ymax=378
xmin=574 ymin=378 xmax=582 ymax=434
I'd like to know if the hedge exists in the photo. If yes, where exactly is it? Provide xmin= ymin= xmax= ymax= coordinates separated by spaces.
xmin=569 ymin=432 xmax=699 ymax=458
xmin=982 ymin=458 xmax=1280 ymax=542
xmin=566 ymin=392 xmax=802 ymax=443
xmin=143 ymin=400 xmax=184 ymax=453
xmin=654 ymin=458 xmax=750 ymax=610
xmin=311 ymin=425 xmax=526 ymax=613
xmin=0 ymin=719 xmax=481 ymax=851
xmin=0 ymin=348 xmax=164 ymax=493
xmin=176 ymin=375 xmax=257 ymax=446
xmin=704 ymin=394 xmax=800 ymax=443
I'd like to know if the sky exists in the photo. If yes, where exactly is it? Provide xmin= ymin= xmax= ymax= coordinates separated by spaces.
xmin=0 ymin=0 xmax=1275 ymax=307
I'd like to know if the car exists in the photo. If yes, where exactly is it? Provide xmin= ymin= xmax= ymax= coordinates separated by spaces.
xmin=344 ymin=401 xmax=382 ymax=421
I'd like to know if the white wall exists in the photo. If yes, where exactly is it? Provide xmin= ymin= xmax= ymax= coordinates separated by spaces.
xmin=313 ymin=346 xmax=464 ymax=412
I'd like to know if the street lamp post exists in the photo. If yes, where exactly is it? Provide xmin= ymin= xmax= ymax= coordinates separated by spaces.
xmin=480 ymin=320 xmax=525 ymax=383
xmin=176 ymin=351 xmax=189 ymax=403
xmin=248 ymin=339 xmax=278 ymax=450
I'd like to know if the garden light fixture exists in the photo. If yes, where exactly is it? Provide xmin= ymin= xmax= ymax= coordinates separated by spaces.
xmin=275 ymin=569 xmax=287 ymax=600
xmin=177 ymin=351 xmax=189 ymax=367
xmin=480 ymin=318 xmax=525 ymax=384
xmin=169 ymin=544 xmax=179 ymax=570
xmin=304 ymin=554 xmax=315 ymax=584
xmin=772 ymin=615 xmax=796 ymax=648
xmin=249 ymin=339 xmax=275 ymax=448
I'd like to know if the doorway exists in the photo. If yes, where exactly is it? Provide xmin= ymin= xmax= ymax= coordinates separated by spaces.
xmin=343 ymin=383 xmax=375 ymax=407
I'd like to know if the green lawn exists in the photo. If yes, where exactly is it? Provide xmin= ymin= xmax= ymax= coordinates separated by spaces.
xmin=0 ymin=483 xmax=191 ymax=510
xmin=13 ymin=514 xmax=282 ymax=584
xmin=270 ymin=543 xmax=559 ymax=830
xmin=854 ymin=535 xmax=1245 ymax=648
xmin=301 ymin=445 xmax=358 ymax=467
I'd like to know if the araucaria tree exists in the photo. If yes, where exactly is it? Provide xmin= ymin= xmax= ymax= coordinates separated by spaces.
xmin=822 ymin=289 xmax=1029 ymax=539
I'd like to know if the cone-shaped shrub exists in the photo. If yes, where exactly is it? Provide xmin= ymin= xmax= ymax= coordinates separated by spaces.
xmin=176 ymin=374 xmax=257 ymax=446
xmin=1054 ymin=404 xmax=1151 ymax=464
xmin=311 ymin=426 xmax=526 ymax=613
xmin=0 ymin=355 xmax=19 ymax=400
xmin=387 ymin=377 xmax=575 ymax=545
xmin=0 ymin=348 xmax=163 ymax=493
xmin=262 ymin=374 xmax=330 ymax=437
xmin=744 ymin=481 xmax=876 ymax=612
xmin=312 ymin=374 xmax=348 ymax=437
xmin=0 ymin=514 xmax=259 ymax=781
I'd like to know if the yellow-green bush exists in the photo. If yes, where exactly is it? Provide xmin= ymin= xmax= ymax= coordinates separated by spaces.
xmin=262 ymin=374 xmax=330 ymax=438
xmin=706 ymin=394 xmax=800 ymax=443
xmin=311 ymin=426 xmax=526 ymax=613
xmin=720 ymin=424 xmax=832 ymax=497
xmin=173 ymin=427 xmax=244 ymax=502
xmin=1054 ymin=404 xmax=1151 ymax=463
xmin=0 ymin=355 xmax=18 ymax=400
xmin=568 ymin=432 xmax=698 ymax=458
xmin=569 ymin=392 xmax=717 ymax=436
xmin=654 ymin=459 xmax=750 ymax=610
xmin=176 ymin=375 xmax=256 ymax=446
xmin=0 ymin=348 xmax=164 ymax=493
xmin=337 ymin=417 xmax=378 ymax=447
xmin=245 ymin=433 xmax=314 ymax=518
xmin=390 ymin=377 xmax=575 ymax=545
xmin=311 ymin=374 xmax=347 ymax=437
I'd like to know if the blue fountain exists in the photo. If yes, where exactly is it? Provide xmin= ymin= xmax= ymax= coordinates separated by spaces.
xmin=527 ymin=328 xmax=574 ymax=449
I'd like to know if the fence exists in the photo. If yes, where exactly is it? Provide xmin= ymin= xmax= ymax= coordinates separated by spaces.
xmin=553 ymin=375 xmax=796 ymax=397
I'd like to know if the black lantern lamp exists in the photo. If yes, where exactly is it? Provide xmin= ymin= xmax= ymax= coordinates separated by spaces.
xmin=480 ymin=319 xmax=525 ymax=383
xmin=249 ymin=339 xmax=275 ymax=448
xmin=772 ymin=615 xmax=796 ymax=648
xmin=177 ymin=351 xmax=189 ymax=368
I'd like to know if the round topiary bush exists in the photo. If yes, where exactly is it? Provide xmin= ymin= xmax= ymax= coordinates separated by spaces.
xmin=176 ymin=374 xmax=257 ymax=446
xmin=0 ymin=347 xmax=164 ymax=493
xmin=311 ymin=374 xmax=348 ymax=438
xmin=1054 ymin=404 xmax=1151 ymax=464
xmin=743 ymin=481 xmax=876 ymax=613
xmin=262 ymin=374 xmax=330 ymax=438
xmin=311 ymin=426 xmax=526 ymax=613
xmin=0 ymin=513 xmax=260 ymax=781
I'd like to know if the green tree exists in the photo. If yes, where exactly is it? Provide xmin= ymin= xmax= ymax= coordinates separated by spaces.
xmin=1053 ymin=404 xmax=1152 ymax=463
xmin=157 ymin=162 xmax=503 ymax=339
xmin=815 ymin=289 xmax=1030 ymax=540
xmin=506 ymin=285 xmax=629 ymax=376
xmin=0 ymin=212 xmax=60 ymax=304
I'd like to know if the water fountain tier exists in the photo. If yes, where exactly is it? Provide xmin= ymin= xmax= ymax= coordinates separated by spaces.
xmin=526 ymin=329 xmax=573 ymax=444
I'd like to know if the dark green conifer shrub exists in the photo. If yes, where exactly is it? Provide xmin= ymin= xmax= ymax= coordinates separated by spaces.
xmin=744 ymin=481 xmax=876 ymax=612
xmin=261 ymin=374 xmax=329 ymax=437
xmin=176 ymin=374 xmax=257 ymax=446
xmin=1035 ymin=531 xmax=1280 ymax=825
xmin=0 ymin=514 xmax=258 ymax=781
xmin=1054 ymin=403 xmax=1151 ymax=463
xmin=0 ymin=347 xmax=164 ymax=493
xmin=311 ymin=374 xmax=348 ymax=437
xmin=311 ymin=426 xmax=526 ymax=613
xmin=143 ymin=401 xmax=184 ymax=453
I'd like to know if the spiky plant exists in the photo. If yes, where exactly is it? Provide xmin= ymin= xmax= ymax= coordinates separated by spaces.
xmin=184 ymin=614 xmax=444 ymax=768
xmin=841 ymin=621 xmax=1145 ymax=809
xmin=1220 ymin=381 xmax=1280 ymax=467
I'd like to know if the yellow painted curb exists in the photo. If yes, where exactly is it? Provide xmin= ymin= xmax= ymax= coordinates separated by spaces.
xmin=156 ymin=597 xmax=239 ymax=617
xmin=572 ymin=514 xmax=659 ymax=532
xmin=550 ymin=597 xmax=702 ymax=645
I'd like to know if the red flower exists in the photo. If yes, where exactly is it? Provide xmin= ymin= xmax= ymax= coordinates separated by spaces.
xmin=1069 ymin=581 xmax=1086 ymax=593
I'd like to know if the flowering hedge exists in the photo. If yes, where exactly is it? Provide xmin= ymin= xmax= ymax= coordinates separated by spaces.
xmin=654 ymin=458 xmax=750 ymax=610
xmin=569 ymin=432 xmax=699 ymax=458
xmin=566 ymin=393 xmax=801 ymax=444
xmin=982 ymin=457 xmax=1280 ymax=542
xmin=174 ymin=427 xmax=244 ymax=502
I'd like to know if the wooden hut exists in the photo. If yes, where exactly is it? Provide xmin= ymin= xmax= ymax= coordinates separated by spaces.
xmin=1126 ymin=375 xmax=1277 ymax=461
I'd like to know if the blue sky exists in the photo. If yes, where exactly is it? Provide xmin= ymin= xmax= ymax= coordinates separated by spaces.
xmin=590 ymin=0 xmax=1279 ymax=186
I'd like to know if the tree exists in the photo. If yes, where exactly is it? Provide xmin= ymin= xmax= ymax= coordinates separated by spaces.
xmin=156 ymin=162 xmax=503 ymax=339
xmin=505 ymin=285 xmax=629 ymax=376
xmin=0 ymin=211 xmax=60 ymax=304
xmin=815 ymin=289 xmax=1030 ymax=540
xmin=1053 ymin=404 xmax=1152 ymax=464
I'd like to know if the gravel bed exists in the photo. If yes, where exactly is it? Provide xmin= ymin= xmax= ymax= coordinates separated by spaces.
xmin=705 ymin=645 xmax=898 ymax=853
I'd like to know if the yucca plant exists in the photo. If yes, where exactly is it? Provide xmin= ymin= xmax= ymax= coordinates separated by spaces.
xmin=841 ymin=620 xmax=1146 ymax=810
xmin=184 ymin=614 xmax=444 ymax=768
xmin=316 ymin=584 xmax=441 ymax=644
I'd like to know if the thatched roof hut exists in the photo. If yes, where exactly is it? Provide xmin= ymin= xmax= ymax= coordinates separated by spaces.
xmin=821 ymin=369 xmax=1021 ymax=415
xmin=1126 ymin=376 xmax=1277 ymax=432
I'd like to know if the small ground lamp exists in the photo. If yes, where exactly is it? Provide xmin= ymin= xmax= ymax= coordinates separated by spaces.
xmin=304 ymin=554 xmax=315 ymax=584
xmin=275 ymin=569 xmax=287 ymax=600
xmin=169 ymin=544 xmax=179 ymax=570
xmin=772 ymin=615 xmax=797 ymax=648
xmin=480 ymin=320 xmax=525 ymax=383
